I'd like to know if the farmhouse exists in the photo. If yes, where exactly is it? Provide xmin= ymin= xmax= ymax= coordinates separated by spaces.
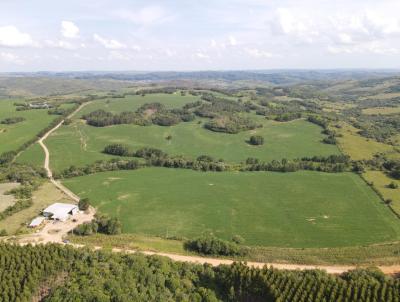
xmin=43 ymin=203 xmax=78 ymax=222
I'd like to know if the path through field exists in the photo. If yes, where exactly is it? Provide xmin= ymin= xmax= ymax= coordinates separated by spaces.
xmin=38 ymin=102 xmax=91 ymax=202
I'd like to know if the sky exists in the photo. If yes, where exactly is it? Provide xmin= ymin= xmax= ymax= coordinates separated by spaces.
xmin=1 ymin=0 xmax=400 ymax=71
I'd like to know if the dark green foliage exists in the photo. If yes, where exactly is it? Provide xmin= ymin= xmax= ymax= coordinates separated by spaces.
xmin=103 ymin=143 xmax=132 ymax=156
xmin=0 ymin=116 xmax=25 ymax=124
xmin=185 ymin=235 xmax=243 ymax=256
xmin=78 ymin=198 xmax=90 ymax=211
xmin=274 ymin=112 xmax=301 ymax=122
xmin=204 ymin=115 xmax=261 ymax=134
xmin=48 ymin=107 xmax=67 ymax=115
xmin=387 ymin=182 xmax=399 ymax=189
xmin=2 ymin=244 xmax=400 ymax=302
xmin=383 ymin=160 xmax=400 ymax=180
xmin=0 ymin=229 xmax=7 ymax=236
xmin=249 ymin=135 xmax=264 ymax=145
xmin=73 ymin=215 xmax=122 ymax=235
xmin=322 ymin=135 xmax=337 ymax=145
xmin=135 ymin=147 xmax=167 ymax=159
xmin=0 ymin=199 xmax=33 ymax=220
xmin=352 ymin=114 xmax=400 ymax=143
xmin=57 ymin=159 xmax=141 ymax=178
xmin=152 ymin=112 xmax=181 ymax=126
xmin=0 ymin=151 xmax=17 ymax=165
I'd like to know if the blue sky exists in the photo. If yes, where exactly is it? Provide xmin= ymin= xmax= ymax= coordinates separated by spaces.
xmin=1 ymin=0 xmax=400 ymax=71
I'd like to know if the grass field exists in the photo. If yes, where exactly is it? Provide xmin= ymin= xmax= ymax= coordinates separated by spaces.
xmin=19 ymin=117 xmax=340 ymax=173
xmin=63 ymin=168 xmax=400 ymax=248
xmin=77 ymin=93 xmax=201 ymax=117
xmin=363 ymin=171 xmax=400 ymax=214
xmin=362 ymin=106 xmax=400 ymax=115
xmin=336 ymin=122 xmax=396 ymax=160
xmin=0 ymin=99 xmax=56 ymax=154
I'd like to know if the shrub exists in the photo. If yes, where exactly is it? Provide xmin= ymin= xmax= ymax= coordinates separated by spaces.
xmin=0 ymin=117 xmax=25 ymax=124
xmin=249 ymin=135 xmax=264 ymax=145
xmin=103 ymin=144 xmax=132 ymax=157
xmin=185 ymin=235 xmax=243 ymax=256
xmin=387 ymin=182 xmax=399 ymax=189
xmin=78 ymin=198 xmax=90 ymax=211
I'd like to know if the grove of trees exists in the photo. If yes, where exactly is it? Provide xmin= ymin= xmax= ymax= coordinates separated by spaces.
xmin=1 ymin=243 xmax=400 ymax=302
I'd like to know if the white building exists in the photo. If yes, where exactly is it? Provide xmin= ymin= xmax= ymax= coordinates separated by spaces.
xmin=29 ymin=216 xmax=45 ymax=228
xmin=43 ymin=203 xmax=79 ymax=222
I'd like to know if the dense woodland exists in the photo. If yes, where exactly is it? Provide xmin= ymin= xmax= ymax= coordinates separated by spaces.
xmin=1 ymin=243 xmax=400 ymax=302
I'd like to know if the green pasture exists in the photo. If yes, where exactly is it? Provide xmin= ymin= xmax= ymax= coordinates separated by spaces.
xmin=77 ymin=93 xmax=201 ymax=117
xmin=19 ymin=117 xmax=339 ymax=173
xmin=63 ymin=168 xmax=400 ymax=248
xmin=0 ymin=99 xmax=56 ymax=154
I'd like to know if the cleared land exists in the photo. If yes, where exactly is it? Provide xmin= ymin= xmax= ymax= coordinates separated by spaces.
xmin=0 ymin=182 xmax=19 ymax=211
xmin=63 ymin=168 xmax=400 ymax=248
xmin=0 ymin=100 xmax=56 ymax=154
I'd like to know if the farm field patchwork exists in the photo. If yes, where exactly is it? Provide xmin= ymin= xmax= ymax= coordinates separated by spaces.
xmin=63 ymin=168 xmax=400 ymax=248
xmin=0 ymin=99 xmax=56 ymax=154
xmin=19 ymin=117 xmax=340 ymax=173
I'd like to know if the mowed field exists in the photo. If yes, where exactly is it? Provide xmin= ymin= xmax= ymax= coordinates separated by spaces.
xmin=18 ymin=94 xmax=340 ymax=172
xmin=0 ymin=100 xmax=56 ymax=154
xmin=63 ymin=168 xmax=400 ymax=248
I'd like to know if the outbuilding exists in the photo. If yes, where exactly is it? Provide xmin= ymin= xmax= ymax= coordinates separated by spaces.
xmin=43 ymin=203 xmax=79 ymax=222
xmin=29 ymin=216 xmax=45 ymax=228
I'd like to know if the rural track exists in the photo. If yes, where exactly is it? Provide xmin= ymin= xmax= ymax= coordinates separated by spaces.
xmin=31 ymin=100 xmax=400 ymax=276
xmin=38 ymin=102 xmax=91 ymax=202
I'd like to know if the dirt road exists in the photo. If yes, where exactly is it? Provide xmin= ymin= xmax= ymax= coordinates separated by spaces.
xmin=38 ymin=102 xmax=91 ymax=202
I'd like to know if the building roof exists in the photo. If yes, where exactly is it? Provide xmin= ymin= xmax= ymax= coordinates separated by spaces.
xmin=43 ymin=203 xmax=78 ymax=220
xmin=29 ymin=216 xmax=45 ymax=227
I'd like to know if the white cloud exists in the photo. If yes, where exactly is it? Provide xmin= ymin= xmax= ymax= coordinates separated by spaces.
xmin=0 ymin=26 xmax=35 ymax=47
xmin=0 ymin=52 xmax=24 ymax=64
xmin=108 ymin=50 xmax=131 ymax=60
xmin=93 ymin=34 xmax=126 ymax=49
xmin=45 ymin=39 xmax=80 ymax=50
xmin=61 ymin=21 xmax=79 ymax=39
xmin=327 ymin=42 xmax=399 ymax=55
xmin=194 ymin=52 xmax=209 ymax=59
xmin=114 ymin=6 xmax=173 ymax=26
xmin=245 ymin=48 xmax=274 ymax=58
xmin=228 ymin=35 xmax=238 ymax=46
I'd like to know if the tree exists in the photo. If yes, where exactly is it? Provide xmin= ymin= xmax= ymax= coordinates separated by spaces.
xmin=387 ymin=182 xmax=399 ymax=189
xmin=249 ymin=135 xmax=264 ymax=145
xmin=78 ymin=198 xmax=90 ymax=211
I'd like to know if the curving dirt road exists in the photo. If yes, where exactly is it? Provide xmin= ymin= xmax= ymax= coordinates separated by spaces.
xmin=38 ymin=102 xmax=91 ymax=202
